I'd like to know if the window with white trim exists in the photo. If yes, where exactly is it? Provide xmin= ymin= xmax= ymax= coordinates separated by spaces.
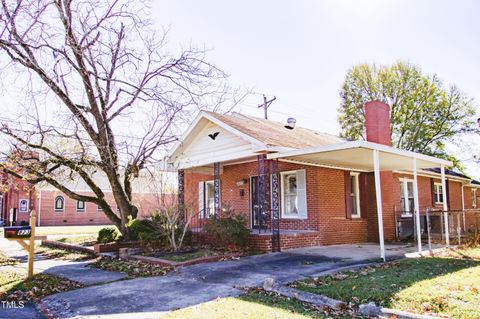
xmin=54 ymin=196 xmax=65 ymax=212
xmin=350 ymin=173 xmax=361 ymax=218
xmin=473 ymin=189 xmax=477 ymax=208
xmin=76 ymin=200 xmax=85 ymax=212
xmin=400 ymin=179 xmax=415 ymax=216
xmin=205 ymin=180 xmax=215 ymax=218
xmin=280 ymin=170 xmax=307 ymax=219
xmin=434 ymin=183 xmax=444 ymax=204
xmin=198 ymin=180 xmax=217 ymax=218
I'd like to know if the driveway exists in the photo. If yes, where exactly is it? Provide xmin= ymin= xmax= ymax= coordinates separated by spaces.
xmin=40 ymin=243 xmax=422 ymax=318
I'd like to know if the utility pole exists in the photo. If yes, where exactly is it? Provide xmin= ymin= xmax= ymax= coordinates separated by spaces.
xmin=258 ymin=95 xmax=276 ymax=120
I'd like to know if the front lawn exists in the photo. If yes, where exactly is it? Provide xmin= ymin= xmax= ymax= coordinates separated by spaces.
xmin=163 ymin=290 xmax=328 ymax=319
xmin=292 ymin=247 xmax=480 ymax=319
xmin=55 ymin=235 xmax=97 ymax=246
xmin=35 ymin=225 xmax=113 ymax=236
xmin=0 ymin=269 xmax=83 ymax=302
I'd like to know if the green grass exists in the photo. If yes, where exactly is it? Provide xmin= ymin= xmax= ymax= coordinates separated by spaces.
xmin=0 ymin=269 xmax=83 ymax=302
xmin=55 ymin=235 xmax=97 ymax=246
xmin=293 ymin=248 xmax=480 ymax=319
xmin=163 ymin=290 xmax=328 ymax=319
xmin=35 ymin=225 xmax=113 ymax=236
xmin=155 ymin=249 xmax=221 ymax=262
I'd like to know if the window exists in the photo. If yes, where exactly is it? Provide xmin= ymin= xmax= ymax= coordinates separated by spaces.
xmin=400 ymin=179 xmax=415 ymax=216
xmin=282 ymin=172 xmax=297 ymax=217
xmin=205 ymin=181 xmax=215 ymax=217
xmin=198 ymin=180 xmax=217 ymax=218
xmin=280 ymin=170 xmax=307 ymax=219
xmin=54 ymin=196 xmax=65 ymax=212
xmin=350 ymin=173 xmax=361 ymax=218
xmin=434 ymin=183 xmax=444 ymax=204
xmin=76 ymin=200 xmax=85 ymax=212
xmin=473 ymin=189 xmax=477 ymax=208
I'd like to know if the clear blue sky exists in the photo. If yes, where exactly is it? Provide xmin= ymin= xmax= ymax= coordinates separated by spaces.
xmin=153 ymin=0 xmax=480 ymax=176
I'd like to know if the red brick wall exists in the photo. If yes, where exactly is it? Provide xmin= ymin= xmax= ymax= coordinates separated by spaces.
xmin=186 ymin=160 xmax=370 ymax=245
xmin=36 ymin=191 xmax=171 ymax=226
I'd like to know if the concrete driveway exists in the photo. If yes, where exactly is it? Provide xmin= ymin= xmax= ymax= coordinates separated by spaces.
xmin=40 ymin=243 xmax=421 ymax=319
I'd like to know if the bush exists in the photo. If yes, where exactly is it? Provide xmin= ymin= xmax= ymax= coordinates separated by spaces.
xmin=203 ymin=208 xmax=250 ymax=250
xmin=97 ymin=227 xmax=121 ymax=244
xmin=126 ymin=215 xmax=168 ymax=251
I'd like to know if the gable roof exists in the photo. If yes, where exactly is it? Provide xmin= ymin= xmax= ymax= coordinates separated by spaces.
xmin=204 ymin=111 xmax=345 ymax=149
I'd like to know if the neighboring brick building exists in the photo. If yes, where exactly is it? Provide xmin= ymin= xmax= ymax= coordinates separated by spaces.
xmin=168 ymin=101 xmax=480 ymax=256
xmin=0 ymin=171 xmax=173 ymax=226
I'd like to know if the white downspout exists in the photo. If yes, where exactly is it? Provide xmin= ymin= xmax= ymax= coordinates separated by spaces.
xmin=441 ymin=165 xmax=449 ymax=247
xmin=413 ymin=158 xmax=422 ymax=253
xmin=37 ymin=190 xmax=42 ymax=227
xmin=461 ymin=184 xmax=466 ymax=231
xmin=373 ymin=149 xmax=385 ymax=261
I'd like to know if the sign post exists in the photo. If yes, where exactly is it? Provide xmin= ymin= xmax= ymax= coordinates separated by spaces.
xmin=3 ymin=210 xmax=40 ymax=278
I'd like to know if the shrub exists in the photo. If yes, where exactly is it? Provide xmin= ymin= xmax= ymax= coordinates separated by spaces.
xmin=203 ymin=207 xmax=249 ymax=250
xmin=126 ymin=215 xmax=168 ymax=251
xmin=97 ymin=227 xmax=121 ymax=244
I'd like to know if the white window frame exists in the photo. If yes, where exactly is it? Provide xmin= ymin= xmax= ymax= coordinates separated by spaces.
xmin=400 ymin=178 xmax=415 ymax=217
xmin=350 ymin=172 xmax=361 ymax=218
xmin=434 ymin=183 xmax=444 ymax=204
xmin=473 ymin=189 xmax=477 ymax=208
xmin=205 ymin=180 xmax=215 ymax=218
xmin=54 ymin=196 xmax=65 ymax=213
xmin=76 ymin=200 xmax=86 ymax=213
xmin=280 ymin=170 xmax=299 ymax=218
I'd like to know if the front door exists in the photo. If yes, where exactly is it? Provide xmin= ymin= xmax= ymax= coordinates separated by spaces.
xmin=250 ymin=176 xmax=261 ymax=228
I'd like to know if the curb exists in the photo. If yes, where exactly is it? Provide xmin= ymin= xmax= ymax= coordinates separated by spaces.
xmin=129 ymin=253 xmax=241 ymax=268
xmin=381 ymin=307 xmax=448 ymax=319
xmin=41 ymin=240 xmax=96 ymax=255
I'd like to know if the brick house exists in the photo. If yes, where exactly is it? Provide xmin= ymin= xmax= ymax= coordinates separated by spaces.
xmin=168 ymin=101 xmax=480 ymax=259
xmin=0 ymin=171 xmax=172 ymax=226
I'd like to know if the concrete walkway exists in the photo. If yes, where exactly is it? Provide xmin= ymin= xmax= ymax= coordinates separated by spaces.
xmin=40 ymin=243 xmax=423 ymax=319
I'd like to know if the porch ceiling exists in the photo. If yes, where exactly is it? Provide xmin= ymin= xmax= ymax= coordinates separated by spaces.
xmin=266 ymin=141 xmax=452 ymax=172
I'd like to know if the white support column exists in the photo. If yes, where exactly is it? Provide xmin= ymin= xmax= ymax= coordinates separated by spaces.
xmin=413 ymin=158 xmax=422 ymax=253
xmin=461 ymin=184 xmax=466 ymax=231
xmin=441 ymin=165 xmax=449 ymax=246
xmin=373 ymin=149 xmax=386 ymax=261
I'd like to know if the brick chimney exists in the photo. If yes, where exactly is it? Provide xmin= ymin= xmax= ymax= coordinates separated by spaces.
xmin=364 ymin=100 xmax=391 ymax=146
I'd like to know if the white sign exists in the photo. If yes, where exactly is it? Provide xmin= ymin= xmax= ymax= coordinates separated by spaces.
xmin=19 ymin=199 xmax=29 ymax=213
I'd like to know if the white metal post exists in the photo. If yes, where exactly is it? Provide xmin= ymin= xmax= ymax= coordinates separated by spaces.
xmin=441 ymin=165 xmax=449 ymax=246
xmin=373 ymin=149 xmax=386 ymax=261
xmin=413 ymin=158 xmax=422 ymax=253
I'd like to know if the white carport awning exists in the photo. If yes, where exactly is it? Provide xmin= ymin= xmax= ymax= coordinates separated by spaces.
xmin=266 ymin=140 xmax=452 ymax=171
xmin=267 ymin=140 xmax=452 ymax=261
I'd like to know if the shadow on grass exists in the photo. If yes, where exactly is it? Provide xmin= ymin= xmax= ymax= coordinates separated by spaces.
xmin=292 ymin=257 xmax=480 ymax=308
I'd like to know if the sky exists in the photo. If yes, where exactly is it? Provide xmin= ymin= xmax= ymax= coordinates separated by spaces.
xmin=151 ymin=0 xmax=480 ymax=176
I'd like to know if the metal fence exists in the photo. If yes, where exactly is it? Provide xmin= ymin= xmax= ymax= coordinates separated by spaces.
xmin=395 ymin=208 xmax=480 ymax=247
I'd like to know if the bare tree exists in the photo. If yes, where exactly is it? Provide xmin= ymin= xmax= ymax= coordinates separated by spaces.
xmin=0 ymin=0 xmax=243 ymax=239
